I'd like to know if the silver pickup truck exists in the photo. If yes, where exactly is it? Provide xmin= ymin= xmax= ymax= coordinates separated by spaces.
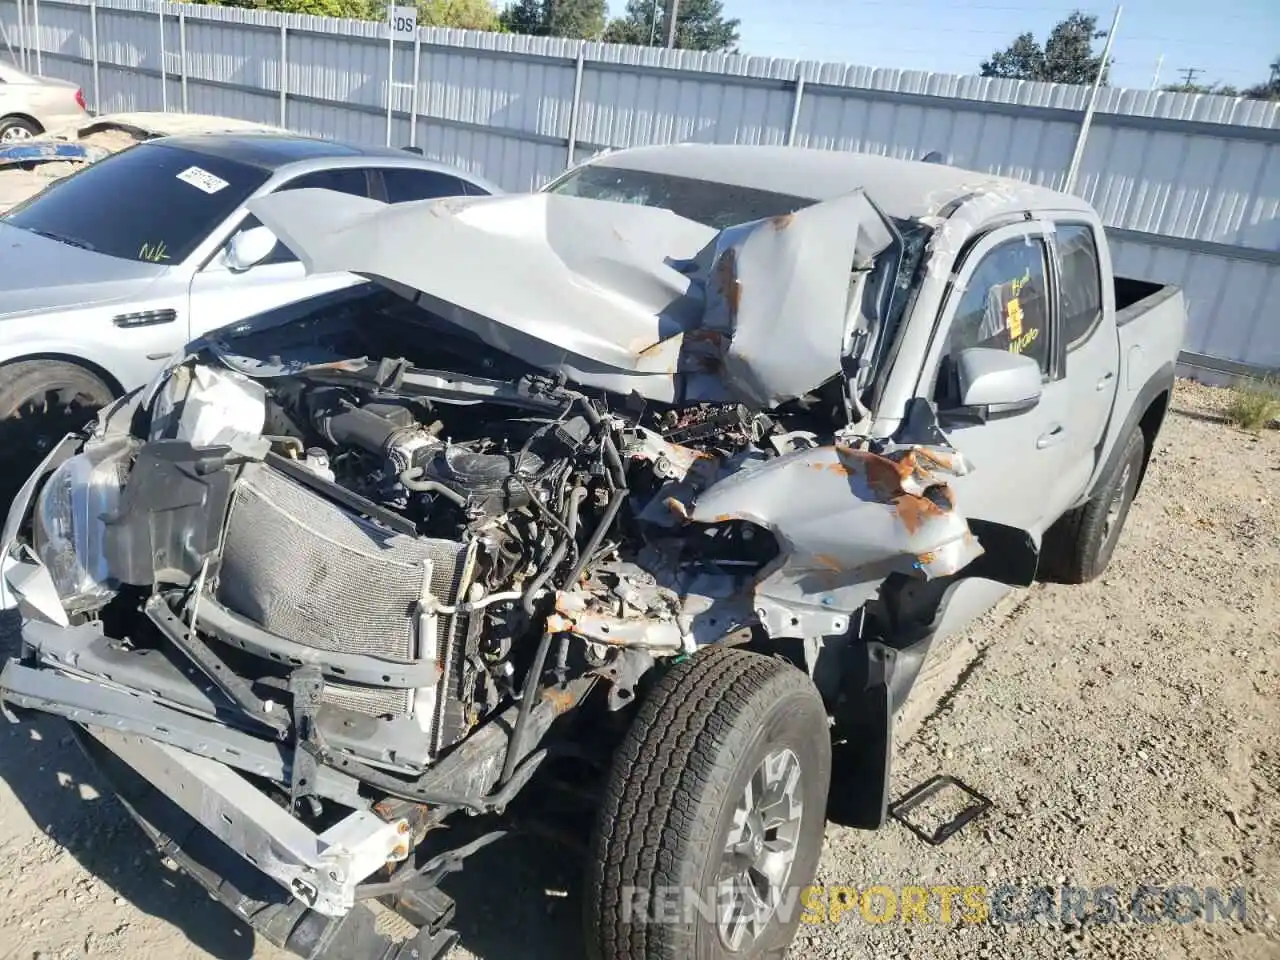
xmin=0 ymin=144 xmax=1186 ymax=960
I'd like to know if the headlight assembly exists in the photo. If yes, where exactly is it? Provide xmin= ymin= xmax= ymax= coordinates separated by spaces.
xmin=33 ymin=442 xmax=131 ymax=614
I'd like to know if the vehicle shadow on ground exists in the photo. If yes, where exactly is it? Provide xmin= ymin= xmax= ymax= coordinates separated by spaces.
xmin=0 ymin=610 xmax=260 ymax=959
xmin=438 ymin=829 xmax=586 ymax=959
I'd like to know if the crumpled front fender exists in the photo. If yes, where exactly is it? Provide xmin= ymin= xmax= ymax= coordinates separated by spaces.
xmin=688 ymin=441 xmax=985 ymax=644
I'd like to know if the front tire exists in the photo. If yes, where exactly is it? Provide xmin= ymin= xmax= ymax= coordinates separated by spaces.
xmin=1039 ymin=427 xmax=1145 ymax=584
xmin=585 ymin=646 xmax=831 ymax=960
xmin=0 ymin=359 xmax=115 ymax=504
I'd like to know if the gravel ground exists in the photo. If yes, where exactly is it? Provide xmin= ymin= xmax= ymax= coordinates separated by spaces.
xmin=0 ymin=379 xmax=1276 ymax=960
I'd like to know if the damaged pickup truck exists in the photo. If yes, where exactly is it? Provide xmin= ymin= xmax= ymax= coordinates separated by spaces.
xmin=0 ymin=144 xmax=1186 ymax=960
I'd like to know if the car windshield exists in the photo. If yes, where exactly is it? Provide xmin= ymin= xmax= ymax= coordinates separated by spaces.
xmin=3 ymin=142 xmax=269 ymax=264
xmin=545 ymin=164 xmax=815 ymax=229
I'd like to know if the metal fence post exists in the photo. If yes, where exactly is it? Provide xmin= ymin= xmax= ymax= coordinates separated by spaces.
xmin=565 ymin=41 xmax=586 ymax=168
xmin=279 ymin=23 xmax=288 ymax=127
xmin=178 ymin=5 xmax=187 ymax=112
xmin=786 ymin=65 xmax=806 ymax=147
xmin=18 ymin=0 xmax=28 ymax=72
xmin=408 ymin=26 xmax=420 ymax=148
xmin=31 ymin=0 xmax=40 ymax=75
xmin=90 ymin=0 xmax=100 ymax=112
xmin=158 ymin=4 xmax=167 ymax=112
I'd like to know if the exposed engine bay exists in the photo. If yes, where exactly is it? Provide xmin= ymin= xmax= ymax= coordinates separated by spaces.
xmin=0 ymin=284 xmax=1007 ymax=938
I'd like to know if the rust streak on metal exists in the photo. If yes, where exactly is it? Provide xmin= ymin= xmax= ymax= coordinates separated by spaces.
xmin=770 ymin=211 xmax=796 ymax=231
xmin=542 ymin=686 xmax=575 ymax=715
xmin=715 ymin=248 xmax=741 ymax=318
xmin=811 ymin=553 xmax=843 ymax=573
xmin=893 ymin=491 xmax=948 ymax=534
xmin=635 ymin=338 xmax=668 ymax=359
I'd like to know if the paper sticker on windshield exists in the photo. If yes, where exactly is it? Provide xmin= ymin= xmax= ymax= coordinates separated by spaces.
xmin=176 ymin=166 xmax=229 ymax=195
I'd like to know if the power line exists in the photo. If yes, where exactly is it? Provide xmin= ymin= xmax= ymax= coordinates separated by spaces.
xmin=1178 ymin=66 xmax=1202 ymax=86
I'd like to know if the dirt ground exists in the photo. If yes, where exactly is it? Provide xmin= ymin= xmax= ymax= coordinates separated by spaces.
xmin=0 ymin=379 xmax=1276 ymax=960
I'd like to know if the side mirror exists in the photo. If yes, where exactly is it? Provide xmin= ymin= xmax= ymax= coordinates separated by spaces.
xmin=947 ymin=347 xmax=1042 ymax=421
xmin=225 ymin=225 xmax=278 ymax=272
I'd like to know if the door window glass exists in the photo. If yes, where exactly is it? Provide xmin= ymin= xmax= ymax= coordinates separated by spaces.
xmin=947 ymin=236 xmax=1052 ymax=373
xmin=1056 ymin=224 xmax=1103 ymax=349
xmin=235 ymin=167 xmax=373 ymax=267
xmin=381 ymin=168 xmax=469 ymax=202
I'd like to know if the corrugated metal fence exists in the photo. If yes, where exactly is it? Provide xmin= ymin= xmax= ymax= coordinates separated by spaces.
xmin=2 ymin=0 xmax=1278 ymax=375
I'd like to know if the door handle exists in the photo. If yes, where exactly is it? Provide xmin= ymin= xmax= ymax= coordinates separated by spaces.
xmin=1036 ymin=425 xmax=1066 ymax=449
xmin=1096 ymin=371 xmax=1115 ymax=391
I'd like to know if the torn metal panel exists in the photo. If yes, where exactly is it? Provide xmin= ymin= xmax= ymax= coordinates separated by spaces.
xmin=0 ymin=141 xmax=109 ymax=169
xmin=676 ymin=442 xmax=983 ymax=648
xmin=246 ymin=188 xmax=896 ymax=409
xmin=690 ymin=190 xmax=896 ymax=409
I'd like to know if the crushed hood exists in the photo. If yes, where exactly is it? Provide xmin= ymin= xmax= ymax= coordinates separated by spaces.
xmin=246 ymin=188 xmax=895 ymax=408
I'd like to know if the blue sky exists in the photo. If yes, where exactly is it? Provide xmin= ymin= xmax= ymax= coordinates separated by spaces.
xmin=608 ymin=0 xmax=1278 ymax=92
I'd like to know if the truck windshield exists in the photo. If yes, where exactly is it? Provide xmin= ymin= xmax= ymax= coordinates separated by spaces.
xmin=545 ymin=164 xmax=815 ymax=229
xmin=3 ymin=142 xmax=268 ymax=264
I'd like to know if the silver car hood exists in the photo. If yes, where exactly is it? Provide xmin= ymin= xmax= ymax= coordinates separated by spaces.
xmin=247 ymin=188 xmax=895 ymax=408
xmin=0 ymin=223 xmax=164 ymax=317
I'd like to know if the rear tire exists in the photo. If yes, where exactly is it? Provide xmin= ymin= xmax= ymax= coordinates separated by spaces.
xmin=1039 ymin=428 xmax=1145 ymax=584
xmin=585 ymin=646 xmax=831 ymax=960
xmin=0 ymin=115 xmax=42 ymax=142
xmin=0 ymin=359 xmax=114 ymax=504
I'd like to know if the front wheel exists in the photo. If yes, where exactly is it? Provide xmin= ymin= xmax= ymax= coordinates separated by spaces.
xmin=0 ymin=359 xmax=115 ymax=505
xmin=585 ymin=646 xmax=831 ymax=960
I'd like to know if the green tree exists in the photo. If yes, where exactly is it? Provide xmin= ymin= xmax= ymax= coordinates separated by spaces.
xmin=184 ymin=0 xmax=501 ymax=26
xmin=498 ymin=0 xmax=605 ymax=38
xmin=498 ymin=0 xmax=542 ymax=33
xmin=981 ymin=10 xmax=1108 ymax=85
xmin=1162 ymin=82 xmax=1239 ymax=97
xmin=419 ymin=0 xmax=500 ymax=30
xmin=603 ymin=0 xmax=740 ymax=52
xmin=1241 ymin=56 xmax=1280 ymax=101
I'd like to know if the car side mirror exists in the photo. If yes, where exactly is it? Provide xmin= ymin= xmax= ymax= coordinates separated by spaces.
xmin=945 ymin=347 xmax=1043 ymax=422
xmin=225 ymin=225 xmax=278 ymax=272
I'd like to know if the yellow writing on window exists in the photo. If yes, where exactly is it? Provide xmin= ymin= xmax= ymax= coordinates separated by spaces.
xmin=1009 ymin=326 xmax=1040 ymax=355
xmin=1010 ymin=266 xmax=1032 ymax=296
xmin=139 ymin=241 xmax=170 ymax=263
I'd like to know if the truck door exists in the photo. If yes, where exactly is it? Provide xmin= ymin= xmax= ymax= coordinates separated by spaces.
xmin=926 ymin=223 xmax=1078 ymax=537
xmin=1049 ymin=221 xmax=1120 ymax=508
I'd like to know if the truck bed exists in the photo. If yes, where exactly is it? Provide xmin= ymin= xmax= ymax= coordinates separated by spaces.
xmin=1088 ymin=277 xmax=1187 ymax=499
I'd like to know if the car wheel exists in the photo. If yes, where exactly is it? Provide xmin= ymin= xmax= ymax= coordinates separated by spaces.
xmin=585 ymin=646 xmax=831 ymax=960
xmin=0 ymin=360 xmax=115 ymax=504
xmin=1039 ymin=427 xmax=1145 ymax=584
xmin=0 ymin=116 xmax=42 ymax=142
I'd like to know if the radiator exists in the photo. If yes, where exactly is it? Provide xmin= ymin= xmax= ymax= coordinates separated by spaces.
xmin=216 ymin=463 xmax=467 ymax=722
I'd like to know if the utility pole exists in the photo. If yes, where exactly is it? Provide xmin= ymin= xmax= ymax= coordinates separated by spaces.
xmin=664 ymin=0 xmax=679 ymax=48
xmin=1178 ymin=66 xmax=1202 ymax=87
xmin=1064 ymin=4 xmax=1122 ymax=194
xmin=1150 ymin=53 xmax=1163 ymax=90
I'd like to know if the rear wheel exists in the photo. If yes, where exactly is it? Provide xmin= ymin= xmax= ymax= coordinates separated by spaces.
xmin=0 ymin=116 xmax=42 ymax=142
xmin=585 ymin=646 xmax=831 ymax=960
xmin=1039 ymin=427 xmax=1145 ymax=584
xmin=0 ymin=360 xmax=114 ymax=504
